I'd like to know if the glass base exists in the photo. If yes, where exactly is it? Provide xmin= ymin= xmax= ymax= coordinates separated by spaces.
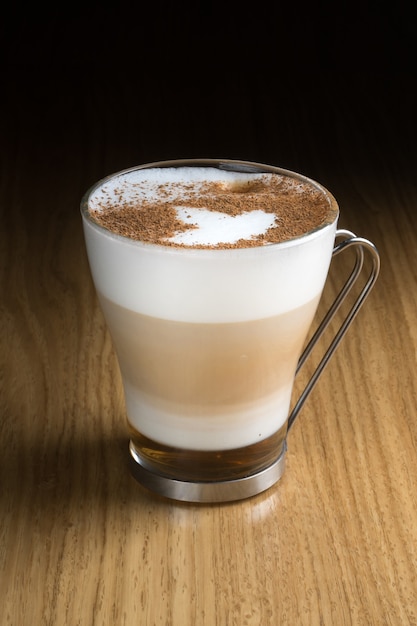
xmin=128 ymin=439 xmax=287 ymax=503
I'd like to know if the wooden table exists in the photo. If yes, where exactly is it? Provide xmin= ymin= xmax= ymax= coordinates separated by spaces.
xmin=1 ymin=27 xmax=417 ymax=623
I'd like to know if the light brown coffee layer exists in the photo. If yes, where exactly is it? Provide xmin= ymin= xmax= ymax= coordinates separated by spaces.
xmin=99 ymin=294 xmax=319 ymax=411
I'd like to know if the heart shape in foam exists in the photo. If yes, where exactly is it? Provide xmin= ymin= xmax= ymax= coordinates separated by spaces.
xmin=167 ymin=207 xmax=277 ymax=246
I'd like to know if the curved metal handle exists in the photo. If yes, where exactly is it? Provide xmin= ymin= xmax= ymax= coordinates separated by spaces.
xmin=287 ymin=229 xmax=381 ymax=431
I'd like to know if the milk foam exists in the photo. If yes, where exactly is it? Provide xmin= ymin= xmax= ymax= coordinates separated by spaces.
xmin=89 ymin=167 xmax=269 ymax=207
xmin=167 ymin=207 xmax=277 ymax=245
xmin=89 ymin=167 xmax=282 ymax=246
xmin=82 ymin=165 xmax=338 ymax=322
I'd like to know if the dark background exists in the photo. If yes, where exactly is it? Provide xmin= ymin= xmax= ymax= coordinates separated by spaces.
xmin=1 ymin=2 xmax=416 ymax=204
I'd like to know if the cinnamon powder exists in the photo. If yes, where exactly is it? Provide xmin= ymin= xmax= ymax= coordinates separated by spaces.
xmin=88 ymin=175 xmax=334 ymax=249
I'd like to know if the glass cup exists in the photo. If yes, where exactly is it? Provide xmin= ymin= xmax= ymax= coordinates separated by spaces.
xmin=80 ymin=159 xmax=380 ymax=503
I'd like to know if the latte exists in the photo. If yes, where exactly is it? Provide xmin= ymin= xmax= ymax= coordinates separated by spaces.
xmin=81 ymin=159 xmax=339 ymax=488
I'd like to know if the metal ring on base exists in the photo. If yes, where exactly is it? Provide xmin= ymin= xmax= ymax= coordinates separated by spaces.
xmin=128 ymin=440 xmax=287 ymax=503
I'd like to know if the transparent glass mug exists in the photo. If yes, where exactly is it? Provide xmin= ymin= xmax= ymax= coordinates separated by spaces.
xmin=80 ymin=159 xmax=380 ymax=503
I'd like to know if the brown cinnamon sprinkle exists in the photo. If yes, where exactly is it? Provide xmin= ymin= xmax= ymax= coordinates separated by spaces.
xmin=88 ymin=175 xmax=335 ymax=249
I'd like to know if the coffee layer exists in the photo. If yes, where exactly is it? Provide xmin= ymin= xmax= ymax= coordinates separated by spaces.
xmin=100 ymin=294 xmax=319 ymax=450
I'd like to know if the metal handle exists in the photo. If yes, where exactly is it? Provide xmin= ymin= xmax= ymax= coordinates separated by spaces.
xmin=287 ymin=229 xmax=381 ymax=431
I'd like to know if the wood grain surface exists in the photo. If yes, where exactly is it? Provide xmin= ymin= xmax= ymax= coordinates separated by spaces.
xmin=1 ymin=9 xmax=417 ymax=625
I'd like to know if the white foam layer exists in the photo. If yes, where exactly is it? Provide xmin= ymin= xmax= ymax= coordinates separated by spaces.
xmin=167 ymin=207 xmax=277 ymax=245
xmin=89 ymin=167 xmax=270 ymax=210
xmin=83 ymin=218 xmax=336 ymax=321
xmin=89 ymin=167 xmax=283 ymax=246
xmin=82 ymin=165 xmax=338 ymax=322
xmin=124 ymin=381 xmax=292 ymax=450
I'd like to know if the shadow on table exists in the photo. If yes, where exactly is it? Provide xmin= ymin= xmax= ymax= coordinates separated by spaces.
xmin=0 ymin=429 xmax=173 ymax=513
